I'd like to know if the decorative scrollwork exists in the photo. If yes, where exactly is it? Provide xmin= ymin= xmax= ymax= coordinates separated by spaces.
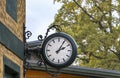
xmin=25 ymin=31 xmax=32 ymax=39
xmin=38 ymin=35 xmax=43 ymax=41
xmin=24 ymin=24 xmax=62 ymax=78
xmin=37 ymin=24 xmax=61 ymax=41
xmin=44 ymin=25 xmax=62 ymax=39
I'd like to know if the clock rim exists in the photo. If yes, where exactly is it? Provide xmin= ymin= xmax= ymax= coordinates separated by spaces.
xmin=42 ymin=32 xmax=77 ymax=69
xmin=45 ymin=36 xmax=73 ymax=65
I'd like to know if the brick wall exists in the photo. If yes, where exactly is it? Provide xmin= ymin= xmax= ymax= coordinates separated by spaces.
xmin=0 ymin=44 xmax=23 ymax=78
xmin=0 ymin=0 xmax=25 ymax=78
xmin=0 ymin=0 xmax=25 ymax=41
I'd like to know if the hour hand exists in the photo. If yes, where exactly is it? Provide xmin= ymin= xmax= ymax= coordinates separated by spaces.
xmin=61 ymin=47 xmax=66 ymax=50
xmin=56 ymin=47 xmax=66 ymax=54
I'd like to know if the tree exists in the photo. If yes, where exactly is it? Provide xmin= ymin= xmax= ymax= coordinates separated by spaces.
xmin=53 ymin=0 xmax=120 ymax=70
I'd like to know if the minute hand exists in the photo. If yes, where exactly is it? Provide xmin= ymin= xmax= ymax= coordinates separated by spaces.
xmin=56 ymin=40 xmax=65 ymax=54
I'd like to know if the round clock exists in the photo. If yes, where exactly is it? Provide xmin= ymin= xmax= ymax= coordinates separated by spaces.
xmin=42 ymin=32 xmax=77 ymax=69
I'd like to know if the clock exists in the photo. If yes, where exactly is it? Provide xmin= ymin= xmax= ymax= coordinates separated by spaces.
xmin=42 ymin=32 xmax=77 ymax=69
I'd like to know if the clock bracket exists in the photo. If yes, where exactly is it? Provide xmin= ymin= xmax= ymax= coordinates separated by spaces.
xmin=24 ymin=24 xmax=62 ymax=77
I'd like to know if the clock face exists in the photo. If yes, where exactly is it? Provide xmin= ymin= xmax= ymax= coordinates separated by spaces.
xmin=42 ymin=32 xmax=77 ymax=69
xmin=45 ymin=37 xmax=72 ymax=65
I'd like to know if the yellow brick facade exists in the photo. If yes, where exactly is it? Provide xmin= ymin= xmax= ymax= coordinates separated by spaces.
xmin=0 ymin=0 xmax=25 ymax=78
xmin=0 ymin=44 xmax=23 ymax=78
xmin=0 ymin=0 xmax=25 ymax=41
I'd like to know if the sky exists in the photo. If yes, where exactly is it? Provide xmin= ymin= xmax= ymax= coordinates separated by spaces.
xmin=26 ymin=0 xmax=62 ymax=41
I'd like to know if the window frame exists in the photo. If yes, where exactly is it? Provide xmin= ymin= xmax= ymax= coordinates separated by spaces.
xmin=3 ymin=56 xmax=20 ymax=78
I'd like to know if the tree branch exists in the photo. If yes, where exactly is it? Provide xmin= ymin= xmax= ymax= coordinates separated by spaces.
xmin=90 ymin=52 xmax=106 ymax=59
xmin=109 ymin=49 xmax=120 ymax=61
xmin=73 ymin=0 xmax=98 ymax=23
xmin=92 ymin=0 xmax=103 ymax=12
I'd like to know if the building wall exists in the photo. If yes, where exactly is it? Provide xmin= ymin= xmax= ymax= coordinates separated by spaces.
xmin=26 ymin=70 xmax=90 ymax=78
xmin=0 ymin=0 xmax=25 ymax=78
xmin=0 ymin=0 xmax=25 ymax=40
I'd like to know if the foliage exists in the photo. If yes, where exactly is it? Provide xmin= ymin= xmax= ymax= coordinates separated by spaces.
xmin=53 ymin=0 xmax=120 ymax=70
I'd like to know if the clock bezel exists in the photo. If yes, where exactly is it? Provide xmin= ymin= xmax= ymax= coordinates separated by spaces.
xmin=42 ymin=32 xmax=77 ymax=69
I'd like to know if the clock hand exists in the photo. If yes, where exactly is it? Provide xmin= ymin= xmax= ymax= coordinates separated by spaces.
xmin=56 ymin=43 xmax=70 ymax=53
xmin=56 ymin=47 xmax=66 ymax=54
xmin=58 ymin=44 xmax=70 ymax=51
xmin=60 ymin=44 xmax=70 ymax=50
xmin=56 ymin=40 xmax=65 ymax=54
xmin=61 ymin=47 xmax=66 ymax=50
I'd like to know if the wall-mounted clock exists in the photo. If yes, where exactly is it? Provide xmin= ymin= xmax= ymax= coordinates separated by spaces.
xmin=42 ymin=32 xmax=77 ymax=69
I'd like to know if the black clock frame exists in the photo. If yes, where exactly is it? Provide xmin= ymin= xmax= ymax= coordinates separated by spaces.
xmin=42 ymin=32 xmax=77 ymax=69
xmin=24 ymin=25 xmax=77 ymax=77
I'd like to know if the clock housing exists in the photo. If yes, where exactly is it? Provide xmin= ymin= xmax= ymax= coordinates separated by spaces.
xmin=42 ymin=32 xmax=77 ymax=69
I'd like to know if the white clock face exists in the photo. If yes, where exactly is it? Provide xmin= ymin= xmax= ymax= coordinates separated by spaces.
xmin=45 ymin=37 xmax=72 ymax=65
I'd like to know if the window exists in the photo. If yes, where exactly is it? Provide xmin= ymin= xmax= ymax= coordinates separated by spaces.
xmin=4 ymin=65 xmax=19 ymax=78
xmin=3 ymin=56 xmax=20 ymax=78
xmin=6 ymin=0 xmax=17 ymax=22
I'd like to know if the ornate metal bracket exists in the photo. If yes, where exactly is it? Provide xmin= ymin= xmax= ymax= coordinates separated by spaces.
xmin=24 ymin=29 xmax=43 ymax=69
xmin=24 ymin=24 xmax=61 ymax=68
xmin=23 ymin=24 xmax=62 ymax=77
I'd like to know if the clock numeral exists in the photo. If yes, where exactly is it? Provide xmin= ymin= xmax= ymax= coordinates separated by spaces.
xmin=67 ymin=44 xmax=70 ymax=46
xmin=52 ymin=40 xmax=55 ymax=43
xmin=66 ymin=55 xmax=70 ymax=57
xmin=52 ymin=58 xmax=55 ymax=62
xmin=48 ymin=44 xmax=52 ymax=46
xmin=68 ymin=50 xmax=71 ymax=51
xmin=58 ymin=59 xmax=60 ymax=63
xmin=48 ymin=55 xmax=51 ymax=57
xmin=63 ymin=58 xmax=65 ymax=62
xmin=46 ymin=50 xmax=50 ymax=51
xmin=58 ymin=38 xmax=60 ymax=42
